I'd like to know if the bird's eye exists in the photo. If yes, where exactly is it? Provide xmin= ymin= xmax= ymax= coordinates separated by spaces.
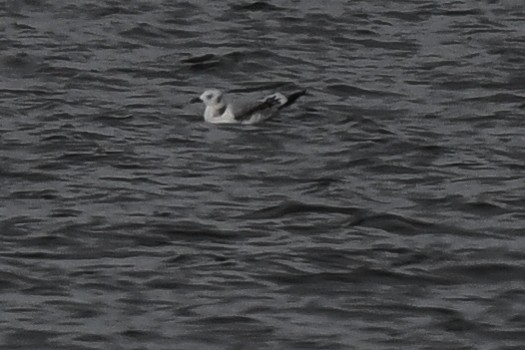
xmin=205 ymin=94 xmax=212 ymax=100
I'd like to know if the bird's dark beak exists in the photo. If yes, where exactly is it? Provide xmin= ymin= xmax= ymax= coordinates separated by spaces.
xmin=190 ymin=97 xmax=201 ymax=104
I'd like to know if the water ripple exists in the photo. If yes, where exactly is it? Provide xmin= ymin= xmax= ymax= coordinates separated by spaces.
xmin=2 ymin=1 xmax=525 ymax=349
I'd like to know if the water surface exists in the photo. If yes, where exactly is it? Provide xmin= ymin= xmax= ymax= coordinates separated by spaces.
xmin=1 ymin=1 xmax=525 ymax=349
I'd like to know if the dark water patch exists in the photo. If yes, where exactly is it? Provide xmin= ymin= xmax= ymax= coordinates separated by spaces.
xmin=298 ymin=247 xmax=365 ymax=270
xmin=299 ymin=176 xmax=340 ymax=193
xmin=370 ymin=303 xmax=462 ymax=319
xmin=40 ymin=133 xmax=70 ymax=142
xmin=367 ymin=163 xmax=422 ymax=175
xmin=1 ymin=52 xmax=37 ymax=71
xmin=99 ymin=175 xmax=165 ymax=186
xmin=231 ymin=1 xmax=283 ymax=12
xmin=487 ymin=46 xmax=525 ymax=64
xmin=120 ymin=329 xmax=161 ymax=341
xmin=151 ymin=221 xmax=241 ymax=241
xmin=229 ymin=81 xmax=294 ymax=93
xmin=159 ymin=26 xmax=201 ymax=39
xmin=50 ymin=208 xmax=83 ymax=218
xmin=36 ymin=64 xmax=80 ymax=79
xmin=181 ymin=53 xmax=222 ymax=71
xmin=389 ymin=251 xmax=444 ymax=268
xmin=161 ymin=1 xmax=201 ymax=23
xmin=435 ymin=314 xmax=479 ymax=333
xmin=460 ymin=200 xmax=509 ymax=216
xmin=44 ymin=54 xmax=73 ymax=62
xmin=502 ymin=74 xmax=525 ymax=90
xmin=352 ymin=266 xmax=449 ymax=285
xmin=347 ymin=213 xmax=485 ymax=237
xmin=186 ymin=315 xmax=275 ymax=343
xmin=384 ymin=10 xmax=432 ymax=22
xmin=131 ymin=233 xmax=173 ymax=248
xmin=181 ymin=53 xmax=217 ymax=65
xmin=145 ymin=278 xmax=185 ymax=290
xmin=194 ymin=315 xmax=262 ymax=325
xmin=12 ymin=22 xmax=36 ymax=31
xmin=3 ymin=329 xmax=61 ymax=348
xmin=181 ymin=49 xmax=306 ymax=73
xmin=3 ymin=245 xmax=148 ymax=261
xmin=56 ymin=152 xmax=107 ymax=163
xmin=33 ymin=161 xmax=70 ymax=172
xmin=239 ymin=201 xmax=362 ymax=220
xmin=0 ymin=169 xmax=58 ymax=182
xmin=0 ymin=216 xmax=36 ymax=237
xmin=432 ymin=263 xmax=525 ymax=283
xmin=165 ymin=134 xmax=200 ymax=146
xmin=454 ymin=112 xmax=507 ymax=123
xmin=419 ymin=59 xmax=465 ymax=71
xmin=0 ymin=278 xmax=18 ymax=291
xmin=462 ymin=93 xmax=525 ymax=103
xmin=0 ymin=87 xmax=61 ymax=98
xmin=0 ymin=269 xmax=27 ymax=290
xmin=84 ymin=4 xmax=138 ymax=19
xmin=288 ymin=339 xmax=347 ymax=350
xmin=120 ymin=22 xmax=168 ymax=41
xmin=23 ymin=234 xmax=82 ymax=249
xmin=438 ymin=8 xmax=484 ymax=17
xmin=327 ymin=84 xmax=403 ymax=98
xmin=23 ymin=283 xmax=70 ymax=296
xmin=74 ymin=333 xmax=110 ymax=343
xmin=9 ymin=189 xmax=58 ymax=200
xmin=352 ymin=38 xmax=420 ymax=52
xmin=268 ymin=268 xmax=449 ymax=289
xmin=68 ymin=72 xmax=131 ymax=90
xmin=353 ymin=28 xmax=379 ymax=36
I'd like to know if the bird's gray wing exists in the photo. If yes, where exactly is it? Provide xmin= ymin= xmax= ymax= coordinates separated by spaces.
xmin=231 ymin=95 xmax=283 ymax=122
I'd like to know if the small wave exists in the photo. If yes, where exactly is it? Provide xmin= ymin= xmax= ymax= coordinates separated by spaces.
xmin=150 ymin=221 xmax=241 ymax=241
xmin=347 ymin=212 xmax=490 ymax=237
xmin=431 ymin=263 xmax=525 ymax=283
xmin=327 ymin=83 xmax=404 ymax=97
xmin=238 ymin=200 xmax=362 ymax=220
xmin=231 ymin=2 xmax=284 ymax=12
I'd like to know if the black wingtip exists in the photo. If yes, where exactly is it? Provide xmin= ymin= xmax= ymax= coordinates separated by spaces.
xmin=279 ymin=89 xmax=307 ymax=109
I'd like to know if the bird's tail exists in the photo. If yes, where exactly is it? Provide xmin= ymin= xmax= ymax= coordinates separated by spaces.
xmin=279 ymin=90 xmax=307 ymax=110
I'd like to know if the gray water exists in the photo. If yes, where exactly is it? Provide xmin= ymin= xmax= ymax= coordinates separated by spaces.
xmin=1 ymin=1 xmax=525 ymax=349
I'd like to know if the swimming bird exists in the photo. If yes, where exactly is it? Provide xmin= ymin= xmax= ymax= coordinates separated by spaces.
xmin=190 ymin=88 xmax=306 ymax=124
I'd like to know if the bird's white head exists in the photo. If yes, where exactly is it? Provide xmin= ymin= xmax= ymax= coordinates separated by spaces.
xmin=193 ymin=89 xmax=224 ymax=107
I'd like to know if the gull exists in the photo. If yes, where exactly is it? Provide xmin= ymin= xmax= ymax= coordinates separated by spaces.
xmin=190 ymin=88 xmax=306 ymax=124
